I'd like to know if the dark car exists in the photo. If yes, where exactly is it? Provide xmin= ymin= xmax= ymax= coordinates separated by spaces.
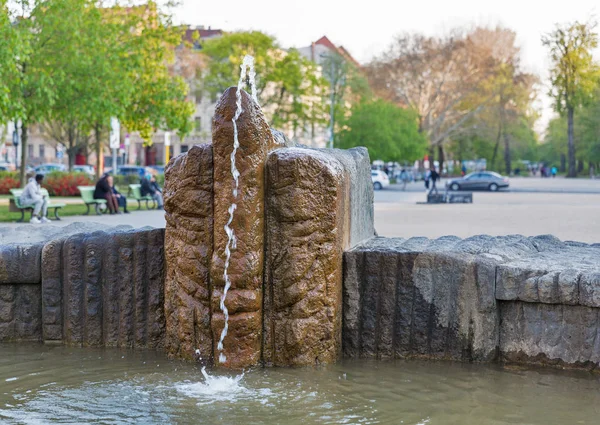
xmin=446 ymin=171 xmax=509 ymax=192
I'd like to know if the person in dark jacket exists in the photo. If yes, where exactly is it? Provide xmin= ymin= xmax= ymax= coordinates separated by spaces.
xmin=94 ymin=173 xmax=120 ymax=214
xmin=108 ymin=175 xmax=129 ymax=214
xmin=429 ymin=168 xmax=440 ymax=194
xmin=141 ymin=173 xmax=163 ymax=209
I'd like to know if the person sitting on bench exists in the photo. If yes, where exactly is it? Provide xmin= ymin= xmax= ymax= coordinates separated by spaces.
xmin=94 ymin=173 xmax=120 ymax=214
xmin=20 ymin=174 xmax=50 ymax=224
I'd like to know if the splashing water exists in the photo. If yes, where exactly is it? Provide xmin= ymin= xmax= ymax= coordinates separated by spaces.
xmin=218 ymin=55 xmax=258 ymax=364
xmin=176 ymin=367 xmax=247 ymax=403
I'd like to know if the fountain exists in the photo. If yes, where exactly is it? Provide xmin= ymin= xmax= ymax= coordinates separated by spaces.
xmin=2 ymin=54 xmax=600 ymax=423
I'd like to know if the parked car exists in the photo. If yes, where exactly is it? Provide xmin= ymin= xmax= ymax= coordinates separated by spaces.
xmin=371 ymin=170 xmax=390 ymax=190
xmin=34 ymin=163 xmax=66 ymax=175
xmin=116 ymin=166 xmax=146 ymax=177
xmin=0 ymin=162 xmax=15 ymax=171
xmin=446 ymin=171 xmax=509 ymax=192
xmin=73 ymin=165 xmax=95 ymax=178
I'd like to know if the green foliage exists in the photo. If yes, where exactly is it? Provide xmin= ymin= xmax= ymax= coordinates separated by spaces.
xmin=543 ymin=89 xmax=600 ymax=167
xmin=542 ymin=19 xmax=599 ymax=176
xmin=200 ymin=31 xmax=328 ymax=138
xmin=543 ymin=21 xmax=599 ymax=113
xmin=337 ymin=99 xmax=427 ymax=162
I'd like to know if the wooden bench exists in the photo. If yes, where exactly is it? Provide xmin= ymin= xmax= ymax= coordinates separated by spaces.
xmin=128 ymin=184 xmax=156 ymax=210
xmin=77 ymin=185 xmax=106 ymax=215
xmin=9 ymin=188 xmax=66 ymax=222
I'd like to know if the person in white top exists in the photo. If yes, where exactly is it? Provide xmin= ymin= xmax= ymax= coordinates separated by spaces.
xmin=20 ymin=174 xmax=50 ymax=224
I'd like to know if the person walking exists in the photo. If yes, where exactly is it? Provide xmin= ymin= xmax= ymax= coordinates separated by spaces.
xmin=94 ymin=173 xmax=120 ymax=214
xmin=20 ymin=174 xmax=50 ymax=224
xmin=430 ymin=168 xmax=440 ymax=194
xmin=108 ymin=175 xmax=129 ymax=214
xmin=141 ymin=173 xmax=164 ymax=209
xmin=551 ymin=166 xmax=558 ymax=178
xmin=424 ymin=169 xmax=431 ymax=193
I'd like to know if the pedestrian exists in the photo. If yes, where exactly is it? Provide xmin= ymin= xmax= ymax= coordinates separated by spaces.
xmin=430 ymin=167 xmax=440 ymax=194
xmin=20 ymin=174 xmax=50 ymax=224
xmin=590 ymin=165 xmax=595 ymax=179
xmin=461 ymin=164 xmax=467 ymax=177
xmin=141 ymin=173 xmax=164 ymax=209
xmin=424 ymin=169 xmax=431 ymax=192
xmin=94 ymin=173 xmax=120 ymax=214
xmin=551 ymin=166 xmax=557 ymax=178
xmin=108 ymin=175 xmax=129 ymax=214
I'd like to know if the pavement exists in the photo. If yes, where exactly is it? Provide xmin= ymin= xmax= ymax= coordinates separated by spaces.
xmin=1 ymin=177 xmax=598 ymax=243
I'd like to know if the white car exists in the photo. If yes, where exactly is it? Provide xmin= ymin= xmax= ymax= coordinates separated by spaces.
xmin=371 ymin=170 xmax=390 ymax=190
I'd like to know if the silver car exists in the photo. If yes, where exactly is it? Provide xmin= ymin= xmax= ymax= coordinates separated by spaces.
xmin=446 ymin=171 xmax=509 ymax=192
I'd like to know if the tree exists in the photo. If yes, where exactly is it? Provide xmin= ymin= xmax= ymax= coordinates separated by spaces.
xmin=366 ymin=28 xmax=499 ymax=170
xmin=200 ymin=31 xmax=328 ymax=141
xmin=542 ymin=20 xmax=599 ymax=177
xmin=320 ymin=51 xmax=371 ymax=148
xmin=337 ymin=99 xmax=427 ymax=162
xmin=4 ymin=0 xmax=57 ymax=186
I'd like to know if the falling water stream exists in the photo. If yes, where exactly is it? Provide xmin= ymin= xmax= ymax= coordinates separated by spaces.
xmin=217 ymin=55 xmax=259 ymax=364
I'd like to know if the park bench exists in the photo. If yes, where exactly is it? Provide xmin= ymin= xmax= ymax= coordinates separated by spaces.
xmin=128 ymin=184 xmax=156 ymax=210
xmin=77 ymin=185 xmax=106 ymax=215
xmin=9 ymin=188 xmax=66 ymax=222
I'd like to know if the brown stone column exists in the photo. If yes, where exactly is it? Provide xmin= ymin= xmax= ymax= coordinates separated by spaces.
xmin=263 ymin=149 xmax=350 ymax=366
xmin=210 ymin=87 xmax=277 ymax=368
xmin=164 ymin=144 xmax=214 ymax=361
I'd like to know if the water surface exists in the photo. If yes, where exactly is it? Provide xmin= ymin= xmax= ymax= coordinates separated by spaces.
xmin=0 ymin=344 xmax=599 ymax=424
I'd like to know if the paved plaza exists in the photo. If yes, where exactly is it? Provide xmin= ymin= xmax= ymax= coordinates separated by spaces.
xmin=1 ymin=177 xmax=599 ymax=243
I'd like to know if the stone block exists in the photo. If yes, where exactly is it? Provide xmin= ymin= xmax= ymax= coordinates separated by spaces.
xmin=211 ymin=88 xmax=279 ymax=368
xmin=264 ymin=148 xmax=349 ymax=366
xmin=0 ymin=284 xmax=42 ymax=341
xmin=164 ymin=144 xmax=214 ymax=361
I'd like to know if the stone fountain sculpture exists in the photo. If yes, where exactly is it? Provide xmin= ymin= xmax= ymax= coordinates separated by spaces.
xmin=163 ymin=87 xmax=374 ymax=368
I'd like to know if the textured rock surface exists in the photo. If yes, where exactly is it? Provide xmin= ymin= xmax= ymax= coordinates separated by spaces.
xmin=344 ymin=235 xmax=600 ymax=368
xmin=164 ymin=144 xmax=214 ymax=361
xmin=210 ymin=87 xmax=280 ymax=368
xmin=41 ymin=228 xmax=165 ymax=348
xmin=343 ymin=242 xmax=498 ymax=361
xmin=0 ymin=284 xmax=42 ymax=341
xmin=263 ymin=149 xmax=347 ymax=366
xmin=500 ymin=301 xmax=600 ymax=367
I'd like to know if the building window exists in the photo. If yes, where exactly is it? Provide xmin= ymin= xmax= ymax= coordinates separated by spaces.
xmin=28 ymin=144 xmax=34 ymax=158
xmin=195 ymin=117 xmax=201 ymax=132
xmin=181 ymin=145 xmax=189 ymax=153
xmin=39 ymin=144 xmax=45 ymax=159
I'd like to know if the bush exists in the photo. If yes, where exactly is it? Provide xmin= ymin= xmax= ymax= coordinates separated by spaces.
xmin=0 ymin=171 xmax=20 ymax=194
xmin=112 ymin=174 xmax=143 ymax=187
xmin=44 ymin=172 xmax=94 ymax=196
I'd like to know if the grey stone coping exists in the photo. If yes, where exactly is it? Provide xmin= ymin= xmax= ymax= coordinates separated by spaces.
xmin=0 ymin=223 xmax=133 ymax=284
xmin=349 ymin=235 xmax=600 ymax=307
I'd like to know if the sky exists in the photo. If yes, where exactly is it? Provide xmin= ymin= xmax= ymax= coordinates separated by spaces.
xmin=173 ymin=0 xmax=600 ymax=135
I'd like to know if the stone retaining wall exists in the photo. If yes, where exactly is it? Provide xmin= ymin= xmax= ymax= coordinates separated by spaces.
xmin=344 ymin=235 xmax=600 ymax=369
xmin=0 ymin=225 xmax=165 ymax=349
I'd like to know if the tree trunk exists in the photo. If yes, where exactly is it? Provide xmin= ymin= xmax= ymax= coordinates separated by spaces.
xmin=503 ymin=131 xmax=511 ymax=176
xmin=560 ymin=154 xmax=566 ymax=173
xmin=491 ymin=122 xmax=502 ymax=171
xmin=95 ymin=125 xmax=102 ymax=180
xmin=567 ymin=106 xmax=576 ymax=177
xmin=67 ymin=124 xmax=75 ymax=172
xmin=428 ymin=145 xmax=435 ymax=168
xmin=578 ymin=158 xmax=584 ymax=174
xmin=437 ymin=144 xmax=445 ymax=174
xmin=19 ymin=124 xmax=28 ymax=187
